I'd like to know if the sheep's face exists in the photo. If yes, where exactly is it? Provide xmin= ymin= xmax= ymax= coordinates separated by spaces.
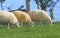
xmin=29 ymin=21 xmax=34 ymax=27
xmin=15 ymin=22 xmax=20 ymax=28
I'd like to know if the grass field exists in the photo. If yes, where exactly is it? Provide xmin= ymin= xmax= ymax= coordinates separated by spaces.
xmin=0 ymin=23 xmax=60 ymax=38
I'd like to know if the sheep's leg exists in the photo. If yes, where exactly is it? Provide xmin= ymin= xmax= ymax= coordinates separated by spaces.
xmin=38 ymin=21 xmax=42 ymax=25
xmin=7 ymin=23 xmax=10 ymax=29
xmin=51 ymin=21 xmax=52 ymax=25
xmin=20 ymin=22 xmax=23 ymax=27
xmin=31 ymin=22 xmax=34 ymax=27
xmin=40 ymin=22 xmax=42 ymax=25
xmin=31 ymin=23 xmax=34 ymax=27
xmin=50 ymin=20 xmax=53 ymax=26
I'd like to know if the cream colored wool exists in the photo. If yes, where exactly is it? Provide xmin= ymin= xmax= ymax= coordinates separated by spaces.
xmin=28 ymin=10 xmax=52 ymax=25
xmin=0 ymin=10 xmax=20 ymax=29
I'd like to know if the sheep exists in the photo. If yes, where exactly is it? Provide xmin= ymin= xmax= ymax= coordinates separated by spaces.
xmin=28 ymin=10 xmax=53 ymax=25
xmin=12 ymin=11 xmax=33 ymax=27
xmin=0 ymin=10 xmax=20 ymax=29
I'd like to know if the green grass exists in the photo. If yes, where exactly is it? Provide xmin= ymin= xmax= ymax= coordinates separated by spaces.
xmin=0 ymin=23 xmax=60 ymax=38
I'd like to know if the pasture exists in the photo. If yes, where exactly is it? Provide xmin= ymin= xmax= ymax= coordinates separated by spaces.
xmin=0 ymin=23 xmax=60 ymax=38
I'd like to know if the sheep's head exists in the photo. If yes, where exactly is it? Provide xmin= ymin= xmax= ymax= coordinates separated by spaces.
xmin=29 ymin=21 xmax=34 ymax=27
xmin=15 ymin=22 xmax=20 ymax=28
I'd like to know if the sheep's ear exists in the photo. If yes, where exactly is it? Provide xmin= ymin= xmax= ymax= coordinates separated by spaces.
xmin=31 ymin=21 xmax=34 ymax=27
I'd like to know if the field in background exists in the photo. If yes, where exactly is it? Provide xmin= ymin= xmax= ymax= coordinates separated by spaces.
xmin=0 ymin=23 xmax=60 ymax=38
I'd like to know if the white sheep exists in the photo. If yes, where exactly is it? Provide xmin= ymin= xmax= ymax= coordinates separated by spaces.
xmin=12 ymin=11 xmax=33 ymax=27
xmin=0 ymin=10 xmax=20 ymax=29
xmin=28 ymin=10 xmax=53 ymax=25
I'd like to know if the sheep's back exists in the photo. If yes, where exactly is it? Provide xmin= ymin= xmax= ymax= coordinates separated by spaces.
xmin=9 ymin=13 xmax=19 ymax=24
xmin=28 ymin=10 xmax=51 ymax=22
xmin=0 ymin=10 xmax=11 ymax=24
xmin=13 ymin=11 xmax=32 ymax=23
xmin=38 ymin=10 xmax=51 ymax=22
xmin=28 ymin=10 xmax=39 ymax=21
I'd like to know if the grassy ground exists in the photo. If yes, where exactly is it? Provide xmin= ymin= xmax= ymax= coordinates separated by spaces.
xmin=0 ymin=23 xmax=60 ymax=38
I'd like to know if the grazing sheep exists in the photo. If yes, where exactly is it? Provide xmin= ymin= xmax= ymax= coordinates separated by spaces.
xmin=12 ymin=11 xmax=33 ymax=27
xmin=28 ymin=10 xmax=52 ymax=25
xmin=0 ymin=10 xmax=20 ymax=29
